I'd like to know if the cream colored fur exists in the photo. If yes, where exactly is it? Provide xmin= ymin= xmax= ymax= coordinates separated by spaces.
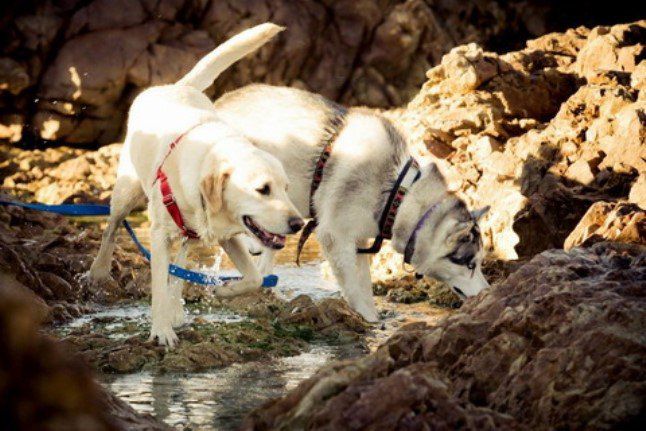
xmin=87 ymin=23 xmax=302 ymax=348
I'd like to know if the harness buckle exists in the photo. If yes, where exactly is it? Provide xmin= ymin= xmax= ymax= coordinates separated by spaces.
xmin=162 ymin=194 xmax=175 ymax=207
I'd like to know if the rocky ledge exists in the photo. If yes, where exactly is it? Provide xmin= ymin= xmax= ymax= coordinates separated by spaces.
xmin=383 ymin=20 xmax=645 ymax=266
xmin=0 ymin=202 xmax=150 ymax=322
xmin=2 ymin=0 xmax=603 ymax=145
xmin=242 ymin=242 xmax=646 ymax=430
xmin=0 ymin=275 xmax=167 ymax=430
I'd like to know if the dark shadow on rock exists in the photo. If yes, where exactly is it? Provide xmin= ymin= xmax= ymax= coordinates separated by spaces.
xmin=0 ymin=274 xmax=168 ymax=430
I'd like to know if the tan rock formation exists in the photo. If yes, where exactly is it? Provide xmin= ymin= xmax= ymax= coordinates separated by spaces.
xmin=1 ymin=0 xmax=557 ymax=145
xmin=385 ymin=20 xmax=645 ymax=263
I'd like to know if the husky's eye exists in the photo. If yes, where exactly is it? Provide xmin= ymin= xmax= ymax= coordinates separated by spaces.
xmin=460 ymin=232 xmax=473 ymax=243
xmin=447 ymin=252 xmax=474 ymax=267
xmin=257 ymin=184 xmax=271 ymax=196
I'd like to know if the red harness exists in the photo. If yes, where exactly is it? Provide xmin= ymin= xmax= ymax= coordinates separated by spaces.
xmin=154 ymin=124 xmax=203 ymax=239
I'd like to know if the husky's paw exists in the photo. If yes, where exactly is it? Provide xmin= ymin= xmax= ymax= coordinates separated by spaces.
xmin=148 ymin=323 xmax=179 ymax=349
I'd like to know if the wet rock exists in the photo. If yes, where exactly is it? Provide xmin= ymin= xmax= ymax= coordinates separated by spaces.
xmin=243 ymin=242 xmax=646 ymax=430
xmin=0 ymin=273 xmax=167 ymax=430
xmin=0 ymin=203 xmax=150 ymax=318
xmin=63 ymin=318 xmax=310 ymax=374
xmin=373 ymin=275 xmax=460 ymax=308
xmin=280 ymin=295 xmax=368 ymax=336
xmin=564 ymin=201 xmax=645 ymax=250
xmin=218 ymin=290 xmax=287 ymax=319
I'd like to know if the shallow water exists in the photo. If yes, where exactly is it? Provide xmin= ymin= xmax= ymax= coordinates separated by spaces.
xmin=69 ymin=217 xmax=450 ymax=430
xmin=60 ymin=252 xmax=356 ymax=430
xmin=86 ymin=261 xmax=358 ymax=430
xmin=102 ymin=344 xmax=341 ymax=430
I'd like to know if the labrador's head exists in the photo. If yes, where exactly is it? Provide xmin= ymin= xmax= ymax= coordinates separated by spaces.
xmin=200 ymin=147 xmax=303 ymax=248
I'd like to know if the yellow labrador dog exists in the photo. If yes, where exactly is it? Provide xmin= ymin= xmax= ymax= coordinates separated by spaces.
xmin=88 ymin=23 xmax=303 ymax=347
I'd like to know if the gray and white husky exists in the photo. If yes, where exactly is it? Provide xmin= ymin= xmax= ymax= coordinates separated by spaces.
xmin=213 ymin=84 xmax=490 ymax=321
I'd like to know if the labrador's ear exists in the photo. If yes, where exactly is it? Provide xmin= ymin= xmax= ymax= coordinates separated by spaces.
xmin=200 ymin=167 xmax=231 ymax=214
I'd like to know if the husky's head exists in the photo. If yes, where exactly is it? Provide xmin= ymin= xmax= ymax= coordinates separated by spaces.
xmin=392 ymin=164 xmax=490 ymax=299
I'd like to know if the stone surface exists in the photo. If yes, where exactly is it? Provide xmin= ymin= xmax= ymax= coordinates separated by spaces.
xmin=0 ymin=0 xmax=604 ymax=145
xmin=0 ymin=202 xmax=150 ymax=321
xmin=0 ymin=275 xmax=167 ymax=430
xmin=60 ymin=293 xmax=367 ymax=374
xmin=564 ymin=201 xmax=645 ymax=250
xmin=243 ymin=242 xmax=646 ymax=430
xmin=385 ymin=20 xmax=645 ymax=264
xmin=1 ymin=143 xmax=120 ymax=204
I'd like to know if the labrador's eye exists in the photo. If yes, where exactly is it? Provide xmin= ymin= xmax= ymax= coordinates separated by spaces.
xmin=257 ymin=184 xmax=271 ymax=196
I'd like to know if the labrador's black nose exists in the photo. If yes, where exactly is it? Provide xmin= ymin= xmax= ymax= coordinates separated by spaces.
xmin=288 ymin=217 xmax=305 ymax=233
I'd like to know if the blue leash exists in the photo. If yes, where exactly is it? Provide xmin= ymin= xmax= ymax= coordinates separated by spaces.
xmin=0 ymin=199 xmax=278 ymax=288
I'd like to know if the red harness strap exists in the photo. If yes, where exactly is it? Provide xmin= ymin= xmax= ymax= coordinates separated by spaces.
xmin=154 ymin=124 xmax=203 ymax=239
xmin=295 ymin=107 xmax=346 ymax=265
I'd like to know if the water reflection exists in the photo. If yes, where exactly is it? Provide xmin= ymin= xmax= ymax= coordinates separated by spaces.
xmin=103 ymin=345 xmax=338 ymax=430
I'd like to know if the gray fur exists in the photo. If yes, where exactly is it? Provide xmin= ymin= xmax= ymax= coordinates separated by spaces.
xmin=214 ymin=84 xmax=490 ymax=320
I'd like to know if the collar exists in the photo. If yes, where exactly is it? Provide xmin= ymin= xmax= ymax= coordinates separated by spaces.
xmin=154 ymin=123 xmax=203 ymax=239
xmin=357 ymin=157 xmax=421 ymax=254
xmin=403 ymin=201 xmax=441 ymax=264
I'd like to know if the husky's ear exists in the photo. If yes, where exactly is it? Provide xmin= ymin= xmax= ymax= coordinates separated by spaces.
xmin=200 ymin=166 xmax=231 ymax=214
xmin=470 ymin=206 xmax=490 ymax=221
xmin=418 ymin=162 xmax=447 ymax=186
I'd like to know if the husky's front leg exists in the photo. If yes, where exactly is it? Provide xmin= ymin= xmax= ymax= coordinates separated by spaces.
xmin=216 ymin=236 xmax=262 ymax=297
xmin=148 ymin=223 xmax=179 ymax=348
xmin=318 ymin=231 xmax=379 ymax=322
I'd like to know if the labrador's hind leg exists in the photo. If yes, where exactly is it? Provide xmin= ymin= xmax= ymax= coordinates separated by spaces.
xmin=88 ymin=174 xmax=145 ymax=281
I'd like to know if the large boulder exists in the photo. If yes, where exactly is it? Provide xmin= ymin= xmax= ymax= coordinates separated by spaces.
xmin=243 ymin=242 xmax=646 ymax=430
xmin=0 ymin=272 xmax=167 ymax=430
xmin=0 ymin=0 xmax=593 ymax=145
xmin=386 ymin=20 xmax=645 ymax=264
xmin=564 ymin=201 xmax=645 ymax=250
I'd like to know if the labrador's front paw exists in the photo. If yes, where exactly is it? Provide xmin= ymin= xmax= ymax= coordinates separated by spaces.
xmin=214 ymin=278 xmax=262 ymax=298
xmin=87 ymin=261 xmax=113 ymax=283
xmin=79 ymin=269 xmax=115 ymax=294
xmin=149 ymin=323 xmax=179 ymax=349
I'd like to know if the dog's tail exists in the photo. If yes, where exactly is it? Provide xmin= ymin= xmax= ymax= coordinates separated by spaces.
xmin=176 ymin=23 xmax=284 ymax=92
